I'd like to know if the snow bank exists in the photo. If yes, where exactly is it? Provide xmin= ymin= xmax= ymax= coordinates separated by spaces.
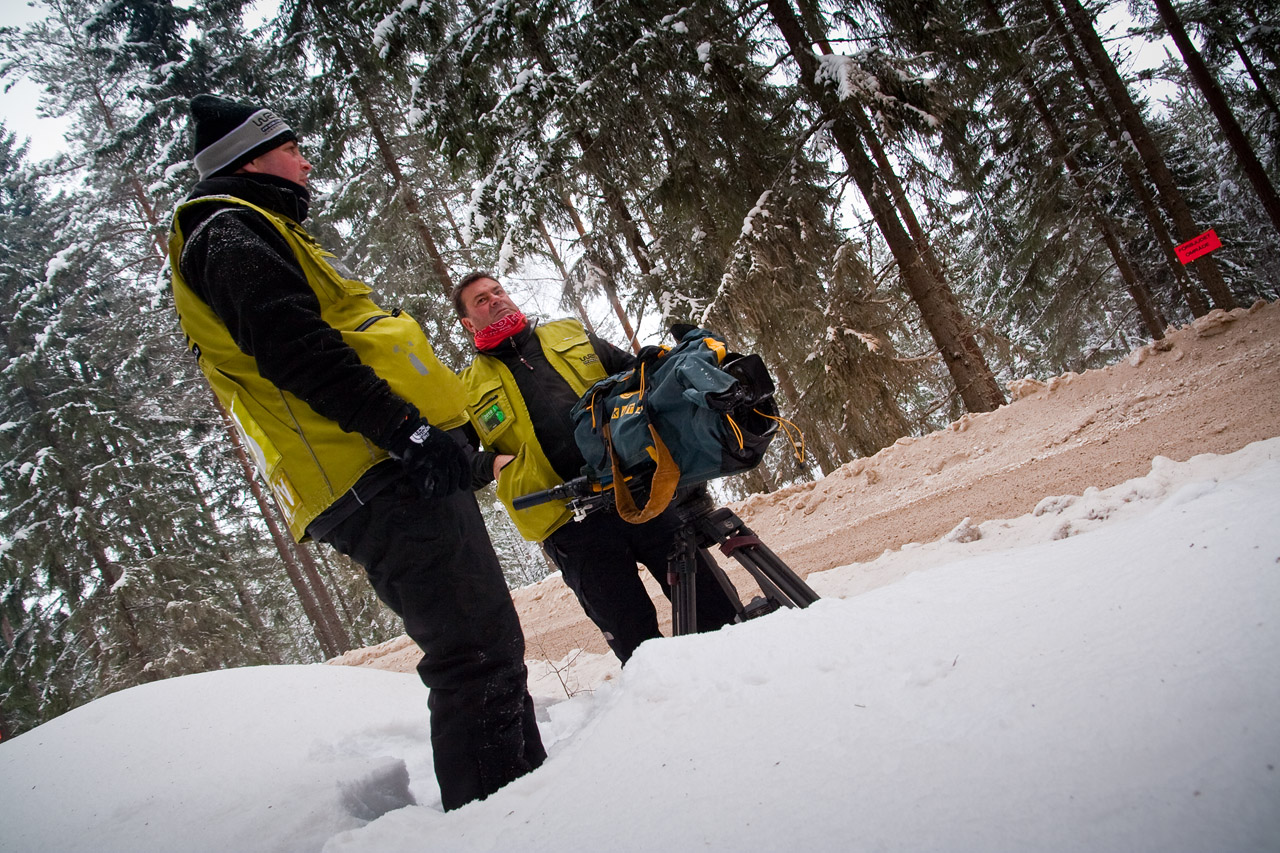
xmin=3 ymin=439 xmax=1279 ymax=853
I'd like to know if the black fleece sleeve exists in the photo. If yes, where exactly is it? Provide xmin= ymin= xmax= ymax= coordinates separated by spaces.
xmin=458 ymin=421 xmax=500 ymax=489
xmin=180 ymin=207 xmax=413 ymax=447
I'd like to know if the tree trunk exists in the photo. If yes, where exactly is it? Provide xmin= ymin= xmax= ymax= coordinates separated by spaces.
xmin=766 ymin=0 xmax=1005 ymax=413
xmin=1044 ymin=0 xmax=1210 ymax=316
xmin=1240 ymin=6 xmax=1280 ymax=71
xmin=183 ymin=457 xmax=286 ymax=663
xmin=326 ymin=34 xmax=455 ymax=297
xmin=980 ymin=0 xmax=1167 ymax=336
xmin=293 ymin=542 xmax=352 ymax=653
xmin=1058 ymin=0 xmax=1237 ymax=310
xmin=312 ymin=547 xmax=367 ymax=648
xmin=213 ymin=402 xmax=341 ymax=658
xmin=792 ymin=0 xmax=975 ymax=341
xmin=538 ymin=217 xmax=598 ymax=333
xmin=1152 ymin=0 xmax=1280 ymax=235
xmin=563 ymin=195 xmax=641 ymax=351
xmin=1027 ymin=76 xmax=1169 ymax=337
xmin=519 ymin=22 xmax=656 ymax=284
xmin=1229 ymin=31 xmax=1280 ymax=125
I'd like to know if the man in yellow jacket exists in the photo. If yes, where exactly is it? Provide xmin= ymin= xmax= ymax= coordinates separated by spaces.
xmin=454 ymin=273 xmax=738 ymax=663
xmin=168 ymin=95 xmax=543 ymax=810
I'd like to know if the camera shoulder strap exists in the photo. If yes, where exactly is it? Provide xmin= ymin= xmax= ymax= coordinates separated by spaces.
xmin=605 ymin=421 xmax=681 ymax=523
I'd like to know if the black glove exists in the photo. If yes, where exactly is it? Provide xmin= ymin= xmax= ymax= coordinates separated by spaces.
xmin=386 ymin=417 xmax=470 ymax=499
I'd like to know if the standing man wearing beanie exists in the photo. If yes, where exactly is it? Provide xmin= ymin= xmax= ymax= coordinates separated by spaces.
xmin=452 ymin=272 xmax=740 ymax=664
xmin=167 ymin=95 xmax=544 ymax=811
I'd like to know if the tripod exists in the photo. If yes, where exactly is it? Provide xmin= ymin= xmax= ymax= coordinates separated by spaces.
xmin=513 ymin=477 xmax=819 ymax=635
xmin=666 ymin=487 xmax=819 ymax=635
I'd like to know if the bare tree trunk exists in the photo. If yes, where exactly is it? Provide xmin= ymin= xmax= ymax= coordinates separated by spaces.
xmin=793 ymin=0 xmax=956 ymax=309
xmin=1152 ymin=0 xmax=1280 ymax=235
xmin=312 ymin=547 xmax=368 ymax=648
xmin=87 ymin=84 xmax=166 ymax=259
xmin=1027 ymin=76 xmax=1169 ymax=337
xmin=294 ymin=543 xmax=352 ymax=652
xmin=1229 ymin=31 xmax=1280 ymax=125
xmin=213 ymin=403 xmax=341 ymax=658
xmin=1058 ymin=0 xmax=1237 ymax=310
xmin=325 ymin=33 xmax=455 ymax=297
xmin=1240 ymin=6 xmax=1280 ymax=72
xmin=182 ymin=457 xmax=286 ymax=663
xmin=563 ymin=196 xmax=641 ymax=351
xmin=766 ymin=0 xmax=1005 ymax=413
xmin=440 ymin=198 xmax=479 ymax=269
xmin=519 ymin=23 xmax=656 ymax=293
xmin=1045 ymin=0 xmax=1210 ymax=316
xmin=538 ymin=217 xmax=598 ymax=333
xmin=979 ymin=0 xmax=1167 ymax=336
xmin=76 ymin=494 xmax=148 ymax=664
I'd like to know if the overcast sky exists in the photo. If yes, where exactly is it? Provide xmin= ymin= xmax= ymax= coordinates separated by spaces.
xmin=1 ymin=2 xmax=73 ymax=156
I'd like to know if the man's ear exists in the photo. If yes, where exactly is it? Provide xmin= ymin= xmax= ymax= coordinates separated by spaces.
xmin=460 ymin=316 xmax=478 ymax=335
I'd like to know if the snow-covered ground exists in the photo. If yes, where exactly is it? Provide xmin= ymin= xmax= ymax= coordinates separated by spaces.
xmin=3 ymin=438 xmax=1278 ymax=853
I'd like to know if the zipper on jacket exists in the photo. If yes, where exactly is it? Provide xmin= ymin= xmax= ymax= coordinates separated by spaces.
xmin=508 ymin=338 xmax=534 ymax=371
xmin=355 ymin=314 xmax=392 ymax=332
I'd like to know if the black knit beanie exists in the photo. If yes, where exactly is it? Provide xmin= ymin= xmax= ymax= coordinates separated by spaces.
xmin=189 ymin=94 xmax=297 ymax=180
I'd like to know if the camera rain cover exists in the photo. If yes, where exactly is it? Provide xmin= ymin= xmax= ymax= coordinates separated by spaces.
xmin=570 ymin=326 xmax=778 ymax=521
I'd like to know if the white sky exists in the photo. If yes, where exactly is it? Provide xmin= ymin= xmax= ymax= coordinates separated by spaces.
xmin=0 ymin=1 xmax=73 ymax=154
xmin=0 ymin=0 xmax=283 ymax=157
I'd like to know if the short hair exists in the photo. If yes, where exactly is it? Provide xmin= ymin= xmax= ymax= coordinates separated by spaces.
xmin=451 ymin=271 xmax=498 ymax=319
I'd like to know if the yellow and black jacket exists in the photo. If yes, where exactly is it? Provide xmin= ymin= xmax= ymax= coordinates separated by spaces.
xmin=169 ymin=174 xmax=466 ymax=541
xmin=462 ymin=319 xmax=632 ymax=541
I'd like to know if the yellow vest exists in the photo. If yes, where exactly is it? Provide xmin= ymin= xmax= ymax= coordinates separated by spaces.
xmin=461 ymin=319 xmax=608 ymax=541
xmin=168 ymin=195 xmax=467 ymax=541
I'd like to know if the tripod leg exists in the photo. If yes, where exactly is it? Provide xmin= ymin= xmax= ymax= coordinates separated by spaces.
xmin=697 ymin=548 xmax=746 ymax=620
xmin=732 ymin=545 xmax=820 ymax=608
xmin=732 ymin=550 xmax=797 ymax=609
xmin=669 ymin=535 xmax=699 ymax=636
xmin=750 ymin=541 xmax=820 ymax=606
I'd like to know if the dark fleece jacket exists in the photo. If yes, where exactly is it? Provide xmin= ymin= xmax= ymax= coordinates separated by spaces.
xmin=175 ymin=173 xmax=413 ymax=448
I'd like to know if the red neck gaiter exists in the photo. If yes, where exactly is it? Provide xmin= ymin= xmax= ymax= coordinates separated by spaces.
xmin=474 ymin=311 xmax=528 ymax=350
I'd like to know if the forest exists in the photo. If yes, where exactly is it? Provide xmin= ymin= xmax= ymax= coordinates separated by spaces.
xmin=0 ymin=0 xmax=1276 ymax=740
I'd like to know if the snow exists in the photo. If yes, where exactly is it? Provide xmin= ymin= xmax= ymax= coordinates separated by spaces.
xmin=42 ymin=244 xmax=79 ymax=284
xmin=739 ymin=189 xmax=772 ymax=237
xmin=3 ymin=439 xmax=1279 ymax=853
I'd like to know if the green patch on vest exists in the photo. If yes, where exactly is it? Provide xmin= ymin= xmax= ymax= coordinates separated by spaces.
xmin=481 ymin=402 xmax=507 ymax=432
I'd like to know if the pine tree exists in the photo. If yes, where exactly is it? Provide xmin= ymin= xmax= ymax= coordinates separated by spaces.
xmin=764 ymin=0 xmax=1006 ymax=414
xmin=1148 ymin=0 xmax=1280 ymax=234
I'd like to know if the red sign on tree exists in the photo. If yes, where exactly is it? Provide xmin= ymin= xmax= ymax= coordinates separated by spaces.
xmin=1175 ymin=228 xmax=1222 ymax=264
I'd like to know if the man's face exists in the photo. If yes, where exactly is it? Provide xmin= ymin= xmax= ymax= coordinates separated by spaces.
xmin=459 ymin=277 xmax=520 ymax=334
xmin=241 ymin=140 xmax=312 ymax=186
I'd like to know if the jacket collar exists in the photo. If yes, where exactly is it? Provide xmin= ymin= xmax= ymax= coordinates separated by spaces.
xmin=187 ymin=173 xmax=311 ymax=223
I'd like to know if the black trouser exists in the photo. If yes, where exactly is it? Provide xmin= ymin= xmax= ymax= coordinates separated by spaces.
xmin=321 ymin=478 xmax=546 ymax=811
xmin=543 ymin=506 xmax=739 ymax=663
